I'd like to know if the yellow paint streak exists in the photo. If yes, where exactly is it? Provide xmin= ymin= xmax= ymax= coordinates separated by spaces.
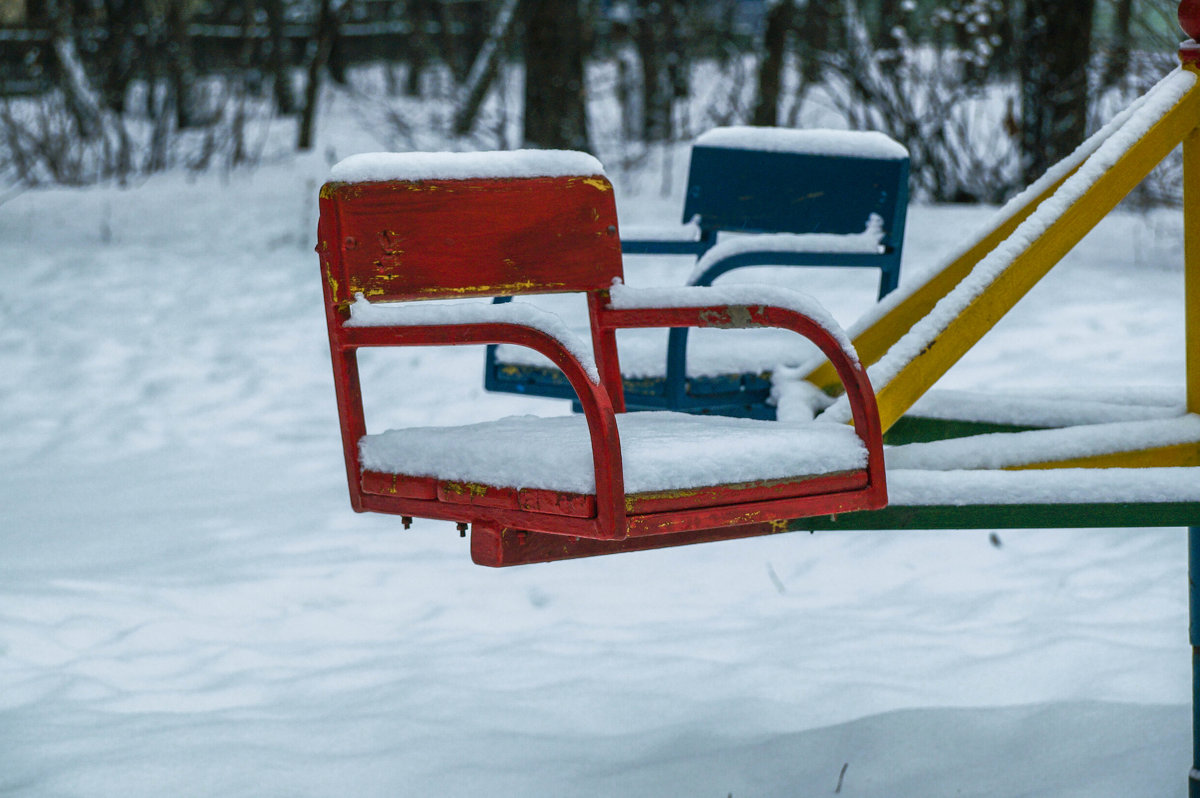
xmin=325 ymin=262 xmax=339 ymax=299
xmin=626 ymin=475 xmax=819 ymax=511
xmin=416 ymin=280 xmax=565 ymax=296
xmin=872 ymin=83 xmax=1200 ymax=432
xmin=625 ymin=487 xmax=700 ymax=512
xmin=580 ymin=177 xmax=611 ymax=192
xmin=444 ymin=482 xmax=492 ymax=497
xmin=1006 ymin=442 xmax=1200 ymax=470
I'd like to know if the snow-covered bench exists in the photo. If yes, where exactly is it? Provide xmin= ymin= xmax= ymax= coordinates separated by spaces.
xmin=485 ymin=126 xmax=911 ymax=419
xmin=317 ymin=150 xmax=887 ymax=564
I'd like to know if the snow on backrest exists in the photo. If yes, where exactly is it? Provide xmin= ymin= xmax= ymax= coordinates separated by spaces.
xmin=318 ymin=153 xmax=623 ymax=305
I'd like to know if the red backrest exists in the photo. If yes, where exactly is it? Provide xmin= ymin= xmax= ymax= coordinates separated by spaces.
xmin=318 ymin=172 xmax=624 ymax=308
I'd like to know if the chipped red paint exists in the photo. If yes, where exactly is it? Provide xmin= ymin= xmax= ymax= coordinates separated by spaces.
xmin=1182 ymin=0 xmax=1200 ymax=42
xmin=318 ymin=172 xmax=887 ymax=563
xmin=1182 ymin=0 xmax=1200 ymax=62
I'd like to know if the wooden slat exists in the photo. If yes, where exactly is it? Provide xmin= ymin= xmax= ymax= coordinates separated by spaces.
xmin=319 ymin=175 xmax=622 ymax=304
xmin=438 ymin=480 xmax=521 ymax=509
xmin=625 ymin=471 xmax=867 ymax=514
xmin=360 ymin=471 xmax=438 ymax=499
xmin=518 ymin=488 xmax=596 ymax=518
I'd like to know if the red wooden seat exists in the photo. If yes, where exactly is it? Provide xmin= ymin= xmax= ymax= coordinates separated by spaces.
xmin=317 ymin=151 xmax=887 ymax=566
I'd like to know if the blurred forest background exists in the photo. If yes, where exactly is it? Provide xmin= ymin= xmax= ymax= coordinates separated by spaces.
xmin=0 ymin=0 xmax=1184 ymax=204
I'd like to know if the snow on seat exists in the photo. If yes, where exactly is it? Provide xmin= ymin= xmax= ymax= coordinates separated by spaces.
xmin=318 ymin=151 xmax=887 ymax=561
xmin=360 ymin=411 xmax=867 ymax=499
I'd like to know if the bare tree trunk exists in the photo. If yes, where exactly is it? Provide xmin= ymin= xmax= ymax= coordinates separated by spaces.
xmin=266 ymin=0 xmax=296 ymax=114
xmin=404 ymin=0 xmax=433 ymax=95
xmin=877 ymin=0 xmax=904 ymax=66
xmin=1018 ymin=0 xmax=1095 ymax=185
xmin=97 ymin=0 xmax=141 ymax=113
xmin=752 ymin=0 xmax=796 ymax=127
xmin=522 ymin=0 xmax=589 ymax=150
xmin=799 ymin=0 xmax=837 ymax=84
xmin=165 ymin=0 xmax=198 ymax=129
xmin=298 ymin=0 xmax=341 ymax=150
xmin=631 ymin=0 xmax=670 ymax=142
xmin=1103 ymin=0 xmax=1134 ymax=88
xmin=453 ymin=0 xmax=520 ymax=135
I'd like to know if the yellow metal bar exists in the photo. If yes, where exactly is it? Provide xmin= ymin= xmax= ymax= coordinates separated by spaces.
xmin=1006 ymin=442 xmax=1200 ymax=470
xmin=803 ymin=170 xmax=1076 ymax=393
xmin=872 ymin=82 xmax=1200 ymax=433
xmin=1185 ymin=68 xmax=1200 ymax=414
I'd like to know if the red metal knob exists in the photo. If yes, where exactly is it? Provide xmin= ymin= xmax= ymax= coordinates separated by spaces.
xmin=1182 ymin=0 xmax=1200 ymax=41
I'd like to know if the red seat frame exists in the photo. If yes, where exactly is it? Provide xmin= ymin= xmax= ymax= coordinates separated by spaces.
xmin=317 ymin=168 xmax=886 ymax=566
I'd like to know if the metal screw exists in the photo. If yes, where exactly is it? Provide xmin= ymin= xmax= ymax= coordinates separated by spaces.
xmin=457 ymin=522 xmax=468 ymax=537
xmin=401 ymin=516 xmax=412 ymax=530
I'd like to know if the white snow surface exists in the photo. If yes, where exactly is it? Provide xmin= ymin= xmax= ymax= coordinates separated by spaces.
xmin=695 ymin=126 xmax=909 ymax=160
xmin=689 ymin=214 xmax=887 ymax=282
xmin=620 ymin=220 xmax=702 ymax=242
xmin=329 ymin=149 xmax=605 ymax=183
xmin=821 ymin=67 xmax=1198 ymax=425
xmin=887 ymin=467 xmax=1200 ymax=505
xmin=361 ymin=411 xmax=866 ymax=493
xmin=0 ymin=85 xmax=1195 ymax=798
xmin=346 ymin=294 xmax=600 ymax=383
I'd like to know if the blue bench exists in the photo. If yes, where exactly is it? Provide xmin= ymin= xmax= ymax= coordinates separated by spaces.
xmin=485 ymin=126 xmax=911 ymax=419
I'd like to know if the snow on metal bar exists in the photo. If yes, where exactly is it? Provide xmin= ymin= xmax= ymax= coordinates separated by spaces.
xmin=345 ymin=294 xmax=600 ymax=382
xmin=686 ymin=215 xmax=886 ymax=283
xmin=606 ymin=281 xmax=857 ymax=363
xmin=886 ymin=415 xmax=1200 ymax=471
xmin=833 ymin=70 xmax=1184 ymax=349
xmin=800 ymin=69 xmax=1194 ymax=395
xmin=819 ymin=68 xmax=1199 ymax=425
xmin=887 ymin=467 xmax=1200 ymax=506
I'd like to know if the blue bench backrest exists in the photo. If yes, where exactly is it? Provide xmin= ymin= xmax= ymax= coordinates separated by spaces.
xmin=681 ymin=138 xmax=910 ymax=254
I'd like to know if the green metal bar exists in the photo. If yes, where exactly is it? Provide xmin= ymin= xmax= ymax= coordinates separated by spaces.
xmin=882 ymin=416 xmax=1046 ymax=445
xmin=791 ymin=503 xmax=1200 ymax=531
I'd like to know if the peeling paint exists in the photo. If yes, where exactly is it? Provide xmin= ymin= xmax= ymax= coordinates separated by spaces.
xmin=325 ymin=263 xmax=339 ymax=299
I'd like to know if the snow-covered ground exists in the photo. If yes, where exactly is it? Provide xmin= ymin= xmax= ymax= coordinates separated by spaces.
xmin=0 ymin=90 xmax=1193 ymax=796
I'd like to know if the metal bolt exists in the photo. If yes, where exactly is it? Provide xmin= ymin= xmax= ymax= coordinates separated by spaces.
xmin=401 ymin=516 xmax=412 ymax=530
xmin=457 ymin=522 xmax=468 ymax=537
